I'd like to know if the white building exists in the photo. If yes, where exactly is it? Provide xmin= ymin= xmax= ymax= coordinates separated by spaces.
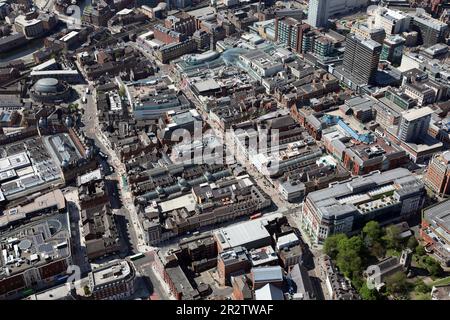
xmin=307 ymin=0 xmax=369 ymax=28
xmin=88 ymin=259 xmax=136 ymax=300
xmin=371 ymin=7 xmax=412 ymax=35
xmin=14 ymin=15 xmax=44 ymax=39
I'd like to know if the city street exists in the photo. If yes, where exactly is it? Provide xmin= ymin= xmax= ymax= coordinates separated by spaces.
xmin=64 ymin=188 xmax=92 ymax=276
xmin=180 ymin=83 xmax=302 ymax=212
xmin=133 ymin=253 xmax=172 ymax=300
xmin=79 ymin=82 xmax=153 ymax=254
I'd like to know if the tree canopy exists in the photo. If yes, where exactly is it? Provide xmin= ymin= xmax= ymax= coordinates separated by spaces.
xmin=385 ymin=272 xmax=411 ymax=299
xmin=382 ymin=225 xmax=402 ymax=250
xmin=363 ymin=221 xmax=382 ymax=244
xmin=323 ymin=233 xmax=347 ymax=259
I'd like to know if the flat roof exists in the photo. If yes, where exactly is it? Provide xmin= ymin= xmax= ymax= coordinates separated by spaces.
xmin=59 ymin=31 xmax=78 ymax=42
xmin=27 ymin=283 xmax=73 ymax=300
xmin=0 ymin=189 xmax=65 ymax=228
xmin=423 ymin=200 xmax=450 ymax=233
xmin=0 ymin=212 xmax=71 ymax=277
xmin=15 ymin=15 xmax=41 ymax=27
xmin=160 ymin=193 xmax=196 ymax=213
xmin=402 ymin=107 xmax=434 ymax=122
xmin=0 ymin=152 xmax=30 ymax=173
xmin=193 ymin=79 xmax=221 ymax=93
xmin=32 ymin=58 xmax=57 ymax=72
xmin=186 ymin=7 xmax=216 ymax=19
xmin=91 ymin=260 xmax=132 ymax=287
xmin=215 ymin=219 xmax=271 ymax=250
xmin=31 ymin=70 xmax=79 ymax=77
xmin=78 ymin=169 xmax=102 ymax=185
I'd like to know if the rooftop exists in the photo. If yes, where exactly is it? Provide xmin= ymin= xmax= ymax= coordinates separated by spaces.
xmin=160 ymin=193 xmax=197 ymax=213
xmin=307 ymin=168 xmax=423 ymax=219
xmin=255 ymin=283 xmax=284 ymax=300
xmin=78 ymin=169 xmax=103 ymax=186
xmin=252 ymin=266 xmax=284 ymax=283
xmin=401 ymin=107 xmax=434 ymax=122
xmin=0 ymin=189 xmax=65 ymax=228
xmin=215 ymin=217 xmax=273 ymax=251
xmin=0 ymin=212 xmax=71 ymax=278
xmin=423 ymin=200 xmax=450 ymax=241
xmin=90 ymin=259 xmax=133 ymax=288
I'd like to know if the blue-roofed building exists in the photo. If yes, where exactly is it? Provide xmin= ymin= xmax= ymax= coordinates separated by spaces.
xmin=251 ymin=266 xmax=284 ymax=290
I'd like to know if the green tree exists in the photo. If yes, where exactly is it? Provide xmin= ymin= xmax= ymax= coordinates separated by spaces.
xmin=383 ymin=225 xmax=402 ymax=250
xmin=363 ymin=221 xmax=382 ymax=245
xmin=336 ymin=248 xmax=362 ymax=279
xmin=414 ymin=292 xmax=431 ymax=300
xmin=83 ymin=285 xmax=91 ymax=296
xmin=351 ymin=274 xmax=364 ymax=291
xmin=332 ymin=236 xmax=365 ymax=278
xmin=424 ymin=257 xmax=443 ymax=277
xmin=415 ymin=244 xmax=426 ymax=256
xmin=337 ymin=235 xmax=364 ymax=256
xmin=323 ymin=233 xmax=347 ymax=259
xmin=385 ymin=272 xmax=411 ymax=299
xmin=415 ymin=280 xmax=431 ymax=294
xmin=371 ymin=241 xmax=386 ymax=258
xmin=407 ymin=237 xmax=418 ymax=250
xmin=359 ymin=282 xmax=379 ymax=300
xmin=119 ymin=85 xmax=126 ymax=97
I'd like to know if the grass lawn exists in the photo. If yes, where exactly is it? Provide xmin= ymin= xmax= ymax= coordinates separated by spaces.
xmin=386 ymin=249 xmax=401 ymax=257
xmin=410 ymin=292 xmax=431 ymax=300
xmin=431 ymin=276 xmax=450 ymax=287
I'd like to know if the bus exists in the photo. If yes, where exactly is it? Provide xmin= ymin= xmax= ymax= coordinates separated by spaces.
xmin=130 ymin=253 xmax=145 ymax=261
xmin=22 ymin=288 xmax=34 ymax=297
xmin=250 ymin=213 xmax=262 ymax=220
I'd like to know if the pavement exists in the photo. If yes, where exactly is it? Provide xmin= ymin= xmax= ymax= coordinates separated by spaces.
xmin=64 ymin=188 xmax=92 ymax=276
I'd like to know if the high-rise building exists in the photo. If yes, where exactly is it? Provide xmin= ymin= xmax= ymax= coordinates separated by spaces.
xmin=274 ymin=17 xmax=310 ymax=53
xmin=380 ymin=35 xmax=405 ymax=66
xmin=424 ymin=151 xmax=450 ymax=196
xmin=343 ymin=34 xmax=382 ymax=85
xmin=307 ymin=0 xmax=329 ymax=28
xmin=308 ymin=0 xmax=369 ymax=28
xmin=397 ymin=107 xmax=433 ymax=143
xmin=412 ymin=11 xmax=449 ymax=48
xmin=351 ymin=22 xmax=386 ymax=44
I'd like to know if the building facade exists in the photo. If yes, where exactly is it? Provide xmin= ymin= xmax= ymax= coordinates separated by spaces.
xmin=424 ymin=151 xmax=450 ymax=196
xmin=342 ymin=34 xmax=381 ymax=85
xmin=275 ymin=17 xmax=310 ymax=54
xmin=380 ymin=35 xmax=405 ymax=66
xmin=301 ymin=168 xmax=425 ymax=243
xmin=88 ymin=259 xmax=136 ymax=300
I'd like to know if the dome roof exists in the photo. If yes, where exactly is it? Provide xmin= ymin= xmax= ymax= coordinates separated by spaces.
xmin=34 ymin=78 xmax=62 ymax=93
